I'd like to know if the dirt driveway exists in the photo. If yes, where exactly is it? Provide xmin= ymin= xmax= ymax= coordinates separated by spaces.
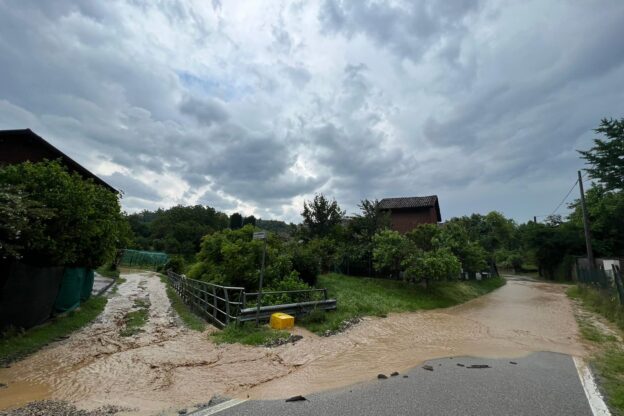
xmin=0 ymin=274 xmax=585 ymax=415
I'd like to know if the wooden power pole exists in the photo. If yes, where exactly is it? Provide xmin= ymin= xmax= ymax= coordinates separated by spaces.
xmin=578 ymin=170 xmax=595 ymax=270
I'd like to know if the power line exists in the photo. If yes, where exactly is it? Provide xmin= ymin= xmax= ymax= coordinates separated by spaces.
xmin=549 ymin=178 xmax=579 ymax=216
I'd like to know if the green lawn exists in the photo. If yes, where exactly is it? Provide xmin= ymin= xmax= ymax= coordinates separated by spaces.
xmin=0 ymin=296 xmax=108 ymax=365
xmin=299 ymin=273 xmax=506 ymax=333
xmin=568 ymin=285 xmax=624 ymax=415
xmin=159 ymin=274 xmax=206 ymax=331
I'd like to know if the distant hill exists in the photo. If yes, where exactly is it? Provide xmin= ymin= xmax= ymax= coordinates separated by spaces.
xmin=257 ymin=219 xmax=295 ymax=235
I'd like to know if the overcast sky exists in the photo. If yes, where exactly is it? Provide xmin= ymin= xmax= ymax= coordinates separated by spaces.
xmin=1 ymin=0 xmax=623 ymax=223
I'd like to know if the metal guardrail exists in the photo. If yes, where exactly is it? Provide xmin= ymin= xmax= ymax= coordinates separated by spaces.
xmin=167 ymin=271 xmax=337 ymax=327
xmin=167 ymin=271 xmax=244 ymax=327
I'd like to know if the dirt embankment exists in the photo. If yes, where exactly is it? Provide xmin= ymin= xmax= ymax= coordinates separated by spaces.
xmin=0 ymin=274 xmax=584 ymax=415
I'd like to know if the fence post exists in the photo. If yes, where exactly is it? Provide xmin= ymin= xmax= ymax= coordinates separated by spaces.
xmin=613 ymin=265 xmax=624 ymax=306
xmin=224 ymin=288 xmax=230 ymax=325
xmin=212 ymin=286 xmax=218 ymax=323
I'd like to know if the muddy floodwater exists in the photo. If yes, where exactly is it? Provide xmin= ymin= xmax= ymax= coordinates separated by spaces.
xmin=0 ymin=274 xmax=584 ymax=414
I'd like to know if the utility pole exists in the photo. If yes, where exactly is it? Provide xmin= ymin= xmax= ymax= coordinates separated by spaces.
xmin=578 ymin=170 xmax=595 ymax=270
xmin=253 ymin=231 xmax=268 ymax=326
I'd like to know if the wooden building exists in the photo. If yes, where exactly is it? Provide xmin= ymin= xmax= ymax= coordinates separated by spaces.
xmin=379 ymin=195 xmax=441 ymax=233
xmin=0 ymin=129 xmax=116 ymax=192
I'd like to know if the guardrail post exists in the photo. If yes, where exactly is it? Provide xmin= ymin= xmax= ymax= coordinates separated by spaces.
xmin=212 ymin=286 xmax=217 ymax=323
xmin=224 ymin=288 xmax=230 ymax=325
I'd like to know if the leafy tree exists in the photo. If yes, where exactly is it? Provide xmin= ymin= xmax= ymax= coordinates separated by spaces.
xmin=403 ymin=249 xmax=461 ymax=288
xmin=243 ymin=215 xmax=257 ymax=227
xmin=519 ymin=221 xmax=583 ymax=279
xmin=372 ymin=230 xmax=412 ymax=278
xmin=127 ymin=205 xmax=228 ymax=257
xmin=0 ymin=185 xmax=52 ymax=260
xmin=435 ymin=223 xmax=487 ymax=274
xmin=0 ymin=160 xmax=128 ymax=267
xmin=229 ymin=212 xmax=243 ymax=230
xmin=188 ymin=225 xmax=312 ymax=292
xmin=343 ymin=199 xmax=391 ymax=275
xmin=567 ymin=185 xmax=624 ymax=257
xmin=302 ymin=194 xmax=345 ymax=238
xmin=256 ymin=219 xmax=295 ymax=235
xmin=406 ymin=224 xmax=441 ymax=252
xmin=579 ymin=118 xmax=624 ymax=191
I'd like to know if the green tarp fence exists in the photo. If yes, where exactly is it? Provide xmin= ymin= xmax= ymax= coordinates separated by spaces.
xmin=0 ymin=262 xmax=64 ymax=331
xmin=81 ymin=269 xmax=94 ymax=302
xmin=54 ymin=267 xmax=85 ymax=313
xmin=119 ymin=249 xmax=168 ymax=268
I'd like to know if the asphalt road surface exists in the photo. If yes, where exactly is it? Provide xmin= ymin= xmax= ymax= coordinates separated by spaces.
xmin=201 ymin=352 xmax=593 ymax=416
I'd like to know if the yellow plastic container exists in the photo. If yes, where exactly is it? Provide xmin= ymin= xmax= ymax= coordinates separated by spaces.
xmin=270 ymin=312 xmax=295 ymax=330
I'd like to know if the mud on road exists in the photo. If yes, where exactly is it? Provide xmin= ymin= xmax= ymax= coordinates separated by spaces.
xmin=0 ymin=274 xmax=585 ymax=415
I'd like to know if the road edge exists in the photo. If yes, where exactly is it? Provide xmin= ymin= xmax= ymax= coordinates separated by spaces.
xmin=573 ymin=356 xmax=611 ymax=416
xmin=189 ymin=399 xmax=247 ymax=415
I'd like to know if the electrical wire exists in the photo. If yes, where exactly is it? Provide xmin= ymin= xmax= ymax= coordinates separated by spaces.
xmin=549 ymin=179 xmax=579 ymax=216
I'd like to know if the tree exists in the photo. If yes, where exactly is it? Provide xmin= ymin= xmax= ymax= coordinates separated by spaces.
xmin=344 ymin=199 xmax=391 ymax=275
xmin=243 ymin=215 xmax=257 ymax=227
xmin=0 ymin=185 xmax=52 ymax=260
xmin=403 ymin=249 xmax=461 ymax=288
xmin=435 ymin=222 xmax=487 ymax=274
xmin=229 ymin=212 xmax=243 ymax=230
xmin=406 ymin=224 xmax=441 ymax=252
xmin=301 ymin=194 xmax=345 ymax=238
xmin=0 ymin=160 xmax=128 ymax=267
xmin=579 ymin=118 xmax=624 ymax=191
xmin=372 ymin=230 xmax=412 ymax=278
xmin=188 ymin=225 xmax=313 ymax=292
xmin=567 ymin=185 xmax=624 ymax=257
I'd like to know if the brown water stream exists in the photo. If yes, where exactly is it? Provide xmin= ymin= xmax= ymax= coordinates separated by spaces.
xmin=0 ymin=274 xmax=584 ymax=415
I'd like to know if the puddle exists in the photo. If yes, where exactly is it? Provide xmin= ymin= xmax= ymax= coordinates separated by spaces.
xmin=0 ymin=274 xmax=584 ymax=414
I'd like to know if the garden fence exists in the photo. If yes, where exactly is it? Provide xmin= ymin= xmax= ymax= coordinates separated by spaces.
xmin=577 ymin=264 xmax=624 ymax=305
xmin=119 ymin=249 xmax=168 ymax=269
xmin=166 ymin=270 xmax=336 ymax=328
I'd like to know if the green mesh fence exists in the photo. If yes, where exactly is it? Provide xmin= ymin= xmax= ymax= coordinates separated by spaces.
xmin=54 ymin=267 xmax=85 ymax=313
xmin=119 ymin=249 xmax=168 ymax=269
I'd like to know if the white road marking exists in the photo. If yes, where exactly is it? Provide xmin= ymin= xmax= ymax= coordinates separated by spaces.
xmin=573 ymin=356 xmax=611 ymax=416
xmin=190 ymin=399 xmax=248 ymax=415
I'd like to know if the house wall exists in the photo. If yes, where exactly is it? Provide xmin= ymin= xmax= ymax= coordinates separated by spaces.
xmin=389 ymin=207 xmax=439 ymax=233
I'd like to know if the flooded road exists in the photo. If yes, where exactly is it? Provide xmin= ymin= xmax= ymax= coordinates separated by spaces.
xmin=0 ymin=274 xmax=584 ymax=414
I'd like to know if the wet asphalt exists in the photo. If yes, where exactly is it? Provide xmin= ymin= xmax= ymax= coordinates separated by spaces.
xmin=210 ymin=352 xmax=592 ymax=416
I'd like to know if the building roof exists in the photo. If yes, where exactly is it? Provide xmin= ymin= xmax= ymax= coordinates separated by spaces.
xmin=0 ymin=129 xmax=117 ymax=193
xmin=379 ymin=195 xmax=441 ymax=221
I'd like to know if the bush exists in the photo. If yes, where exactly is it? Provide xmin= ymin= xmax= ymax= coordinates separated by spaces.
xmin=189 ymin=225 xmax=310 ymax=292
xmin=0 ymin=160 xmax=129 ymax=267
xmin=289 ymin=242 xmax=320 ymax=286
xmin=372 ymin=230 xmax=412 ymax=278
xmin=164 ymin=256 xmax=186 ymax=274
xmin=403 ymin=248 xmax=461 ymax=287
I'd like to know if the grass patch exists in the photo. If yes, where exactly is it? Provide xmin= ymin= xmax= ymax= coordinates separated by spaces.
xmin=594 ymin=347 xmax=624 ymax=414
xmin=566 ymin=285 xmax=624 ymax=331
xmin=159 ymin=274 xmax=206 ymax=331
xmin=568 ymin=284 xmax=624 ymax=415
xmin=119 ymin=298 xmax=150 ymax=337
xmin=110 ymin=277 xmax=126 ymax=295
xmin=96 ymin=263 xmax=120 ymax=279
xmin=299 ymin=273 xmax=506 ymax=334
xmin=0 ymin=296 xmax=107 ymax=365
xmin=211 ymin=324 xmax=289 ymax=346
